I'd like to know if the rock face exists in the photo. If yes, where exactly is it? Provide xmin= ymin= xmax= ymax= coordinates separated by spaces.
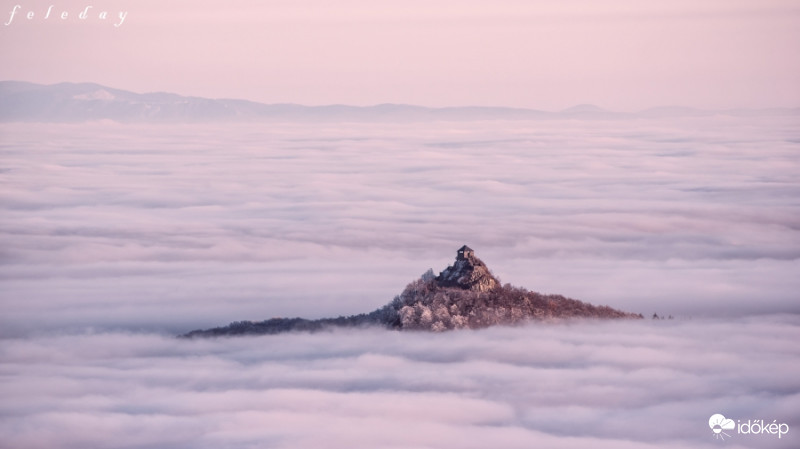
xmin=435 ymin=245 xmax=499 ymax=292
xmin=182 ymin=245 xmax=643 ymax=337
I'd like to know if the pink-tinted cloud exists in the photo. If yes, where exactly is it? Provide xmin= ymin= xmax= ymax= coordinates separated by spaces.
xmin=0 ymin=317 xmax=797 ymax=448
xmin=1 ymin=116 xmax=798 ymax=336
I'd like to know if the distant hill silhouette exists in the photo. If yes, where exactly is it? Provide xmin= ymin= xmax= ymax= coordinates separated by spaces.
xmin=3 ymin=81 xmax=797 ymax=123
xmin=182 ymin=246 xmax=642 ymax=337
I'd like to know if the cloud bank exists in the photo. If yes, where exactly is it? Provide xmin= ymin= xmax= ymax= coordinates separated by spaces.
xmin=1 ymin=116 xmax=799 ymax=335
xmin=1 ymin=117 xmax=797 ymax=447
xmin=0 ymin=317 xmax=798 ymax=448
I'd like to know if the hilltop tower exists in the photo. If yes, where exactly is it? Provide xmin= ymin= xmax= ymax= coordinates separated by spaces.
xmin=457 ymin=245 xmax=474 ymax=260
xmin=436 ymin=245 xmax=498 ymax=292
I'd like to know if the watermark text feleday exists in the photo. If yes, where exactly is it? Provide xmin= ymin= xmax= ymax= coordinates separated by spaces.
xmin=5 ymin=5 xmax=128 ymax=27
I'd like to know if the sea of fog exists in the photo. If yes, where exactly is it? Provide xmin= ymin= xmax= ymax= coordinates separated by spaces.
xmin=1 ymin=117 xmax=798 ymax=335
xmin=0 ymin=116 xmax=798 ymax=446
xmin=1 ymin=317 xmax=798 ymax=448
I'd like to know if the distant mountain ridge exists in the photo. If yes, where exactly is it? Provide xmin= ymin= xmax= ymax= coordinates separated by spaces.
xmin=2 ymin=81 xmax=798 ymax=122
xmin=182 ymin=246 xmax=642 ymax=337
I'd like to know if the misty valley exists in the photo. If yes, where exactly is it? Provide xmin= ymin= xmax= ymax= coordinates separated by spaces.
xmin=1 ymin=114 xmax=797 ymax=449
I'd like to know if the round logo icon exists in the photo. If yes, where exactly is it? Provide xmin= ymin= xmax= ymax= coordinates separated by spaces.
xmin=709 ymin=414 xmax=735 ymax=440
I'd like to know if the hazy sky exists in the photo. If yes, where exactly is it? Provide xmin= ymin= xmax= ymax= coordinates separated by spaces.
xmin=1 ymin=0 xmax=799 ymax=109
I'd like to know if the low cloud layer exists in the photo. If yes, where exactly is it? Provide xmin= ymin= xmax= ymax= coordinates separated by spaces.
xmin=1 ymin=317 xmax=798 ymax=448
xmin=1 ymin=116 xmax=799 ymax=335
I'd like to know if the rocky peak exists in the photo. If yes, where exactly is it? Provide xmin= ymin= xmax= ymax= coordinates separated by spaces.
xmin=182 ymin=244 xmax=643 ymax=337
xmin=435 ymin=245 xmax=499 ymax=292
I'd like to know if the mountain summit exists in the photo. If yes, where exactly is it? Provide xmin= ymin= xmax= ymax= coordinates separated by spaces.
xmin=435 ymin=245 xmax=499 ymax=292
xmin=182 ymin=246 xmax=642 ymax=337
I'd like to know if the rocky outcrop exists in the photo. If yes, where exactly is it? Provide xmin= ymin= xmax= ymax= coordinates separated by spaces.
xmin=435 ymin=245 xmax=499 ymax=292
xmin=182 ymin=245 xmax=642 ymax=337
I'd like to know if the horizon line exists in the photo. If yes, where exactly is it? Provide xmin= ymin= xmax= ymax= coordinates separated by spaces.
xmin=4 ymin=80 xmax=799 ymax=114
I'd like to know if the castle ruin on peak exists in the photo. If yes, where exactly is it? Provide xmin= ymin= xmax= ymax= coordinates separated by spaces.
xmin=435 ymin=245 xmax=499 ymax=293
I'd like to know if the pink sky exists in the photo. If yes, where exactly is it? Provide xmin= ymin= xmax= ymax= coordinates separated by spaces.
xmin=1 ymin=0 xmax=799 ymax=109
